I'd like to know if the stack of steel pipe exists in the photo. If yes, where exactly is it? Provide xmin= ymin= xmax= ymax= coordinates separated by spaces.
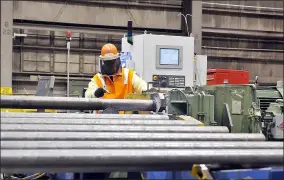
xmin=1 ymin=112 xmax=283 ymax=173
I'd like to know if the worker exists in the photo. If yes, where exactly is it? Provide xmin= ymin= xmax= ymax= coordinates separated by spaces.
xmin=83 ymin=43 xmax=147 ymax=179
xmin=85 ymin=43 xmax=147 ymax=100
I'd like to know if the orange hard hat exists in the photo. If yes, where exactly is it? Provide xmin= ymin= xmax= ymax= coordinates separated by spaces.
xmin=99 ymin=43 xmax=119 ymax=61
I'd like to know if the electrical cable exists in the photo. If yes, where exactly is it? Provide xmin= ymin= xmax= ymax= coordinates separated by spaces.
xmin=125 ymin=0 xmax=139 ymax=27
xmin=53 ymin=1 xmax=68 ymax=22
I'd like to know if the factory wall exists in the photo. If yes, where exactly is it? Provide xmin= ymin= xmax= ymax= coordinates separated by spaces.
xmin=9 ymin=0 xmax=283 ymax=95
xmin=202 ymin=1 xmax=283 ymax=83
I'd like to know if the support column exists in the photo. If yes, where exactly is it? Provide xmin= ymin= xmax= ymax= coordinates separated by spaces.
xmin=1 ymin=1 xmax=13 ymax=94
xmin=191 ymin=1 xmax=202 ymax=55
xmin=182 ymin=0 xmax=202 ymax=54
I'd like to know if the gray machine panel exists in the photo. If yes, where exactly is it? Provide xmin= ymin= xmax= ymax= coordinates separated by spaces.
xmin=152 ymin=75 xmax=185 ymax=88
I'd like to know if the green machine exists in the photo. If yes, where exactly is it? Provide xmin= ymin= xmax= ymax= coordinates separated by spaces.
xmin=167 ymin=85 xmax=262 ymax=133
xmin=205 ymin=84 xmax=262 ymax=133
xmin=257 ymin=81 xmax=283 ymax=111
xmin=167 ymin=87 xmax=215 ymax=126
xmin=167 ymin=81 xmax=283 ymax=137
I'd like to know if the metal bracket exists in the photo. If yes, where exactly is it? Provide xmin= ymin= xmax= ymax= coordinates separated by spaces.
xmin=222 ymin=103 xmax=234 ymax=133
xmin=150 ymin=93 xmax=166 ymax=113
xmin=191 ymin=164 xmax=213 ymax=180
xmin=102 ymin=107 xmax=119 ymax=114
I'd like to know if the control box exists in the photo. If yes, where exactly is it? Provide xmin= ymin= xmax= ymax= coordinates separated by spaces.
xmin=121 ymin=34 xmax=194 ymax=89
xmin=152 ymin=75 xmax=185 ymax=88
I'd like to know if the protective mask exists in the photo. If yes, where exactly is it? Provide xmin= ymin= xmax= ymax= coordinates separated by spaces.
xmin=101 ymin=58 xmax=121 ymax=75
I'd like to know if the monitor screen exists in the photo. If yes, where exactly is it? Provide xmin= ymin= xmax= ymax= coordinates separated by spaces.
xmin=159 ymin=48 xmax=179 ymax=65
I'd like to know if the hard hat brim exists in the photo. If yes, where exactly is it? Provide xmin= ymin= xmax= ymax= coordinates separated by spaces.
xmin=99 ymin=53 xmax=119 ymax=61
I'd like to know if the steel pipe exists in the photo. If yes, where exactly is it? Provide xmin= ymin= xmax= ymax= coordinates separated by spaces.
xmin=3 ymin=163 xmax=280 ymax=174
xmin=1 ymin=112 xmax=169 ymax=120
xmin=1 ymin=149 xmax=283 ymax=167
xmin=0 ymin=96 xmax=156 ymax=111
xmin=0 ymin=118 xmax=201 ymax=126
xmin=1 ymin=164 xmax=197 ymax=173
xmin=1 ymin=124 xmax=228 ymax=133
xmin=1 ymin=132 xmax=265 ymax=141
xmin=2 ymin=141 xmax=282 ymax=149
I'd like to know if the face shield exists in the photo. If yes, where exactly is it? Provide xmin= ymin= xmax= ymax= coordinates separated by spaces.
xmin=100 ymin=57 xmax=121 ymax=76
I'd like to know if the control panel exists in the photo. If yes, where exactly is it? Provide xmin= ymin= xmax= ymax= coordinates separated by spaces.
xmin=152 ymin=75 xmax=185 ymax=88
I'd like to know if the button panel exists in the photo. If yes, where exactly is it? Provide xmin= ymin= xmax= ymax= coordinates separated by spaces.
xmin=152 ymin=75 xmax=185 ymax=88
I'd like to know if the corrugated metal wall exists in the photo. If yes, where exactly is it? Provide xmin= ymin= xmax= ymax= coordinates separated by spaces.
xmin=11 ymin=0 xmax=283 ymax=95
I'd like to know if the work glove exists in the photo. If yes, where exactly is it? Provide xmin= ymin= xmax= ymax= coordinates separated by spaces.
xmin=94 ymin=88 xmax=106 ymax=98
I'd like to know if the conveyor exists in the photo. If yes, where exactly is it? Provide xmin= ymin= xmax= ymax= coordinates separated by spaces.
xmin=0 ymin=96 xmax=283 ymax=175
xmin=1 ymin=112 xmax=283 ymax=174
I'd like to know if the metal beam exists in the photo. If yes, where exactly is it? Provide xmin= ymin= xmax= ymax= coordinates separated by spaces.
xmin=1 ymin=132 xmax=266 ymax=141
xmin=2 ymin=141 xmax=282 ymax=150
xmin=1 ymin=112 xmax=169 ymax=120
xmin=12 ymin=71 xmax=94 ymax=79
xmin=0 ymin=118 xmax=202 ymax=126
xmin=1 ymin=124 xmax=229 ymax=133
xmin=1 ymin=164 xmax=197 ymax=174
xmin=2 ymin=162 xmax=281 ymax=174
xmin=0 ymin=96 xmax=156 ymax=111
xmin=44 ymin=0 xmax=182 ymax=11
xmin=13 ymin=19 xmax=182 ymax=35
xmin=13 ymin=45 xmax=100 ymax=53
xmin=203 ymin=27 xmax=283 ymax=40
xmin=203 ymin=8 xmax=284 ymax=18
xmin=191 ymin=0 xmax=202 ymax=54
xmin=1 ymin=1 xmax=13 ymax=90
xmin=1 ymin=149 xmax=283 ymax=168
xmin=202 ymin=2 xmax=283 ymax=18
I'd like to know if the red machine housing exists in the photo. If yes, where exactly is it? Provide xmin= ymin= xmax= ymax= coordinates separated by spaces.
xmin=207 ymin=69 xmax=250 ymax=85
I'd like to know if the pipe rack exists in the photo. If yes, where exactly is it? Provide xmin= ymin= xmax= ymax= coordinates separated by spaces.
xmin=1 ymin=124 xmax=229 ymax=133
xmin=2 ymin=141 xmax=282 ymax=150
xmin=1 ymin=112 xmax=283 ymax=173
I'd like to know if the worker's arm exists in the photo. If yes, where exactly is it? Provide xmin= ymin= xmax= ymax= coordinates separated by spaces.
xmin=85 ymin=78 xmax=99 ymax=98
xmin=132 ymin=73 xmax=147 ymax=94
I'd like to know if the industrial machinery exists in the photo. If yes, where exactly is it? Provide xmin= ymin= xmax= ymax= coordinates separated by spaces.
xmin=0 ymin=95 xmax=283 ymax=180
xmin=257 ymin=81 xmax=283 ymax=140
xmin=1 ymin=32 xmax=283 ymax=179
xmin=167 ymin=85 xmax=262 ymax=133
xmin=167 ymin=82 xmax=284 ymax=138
xmin=121 ymin=34 xmax=207 ymax=89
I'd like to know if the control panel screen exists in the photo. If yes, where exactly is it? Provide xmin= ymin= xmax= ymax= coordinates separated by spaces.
xmin=159 ymin=48 xmax=179 ymax=65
